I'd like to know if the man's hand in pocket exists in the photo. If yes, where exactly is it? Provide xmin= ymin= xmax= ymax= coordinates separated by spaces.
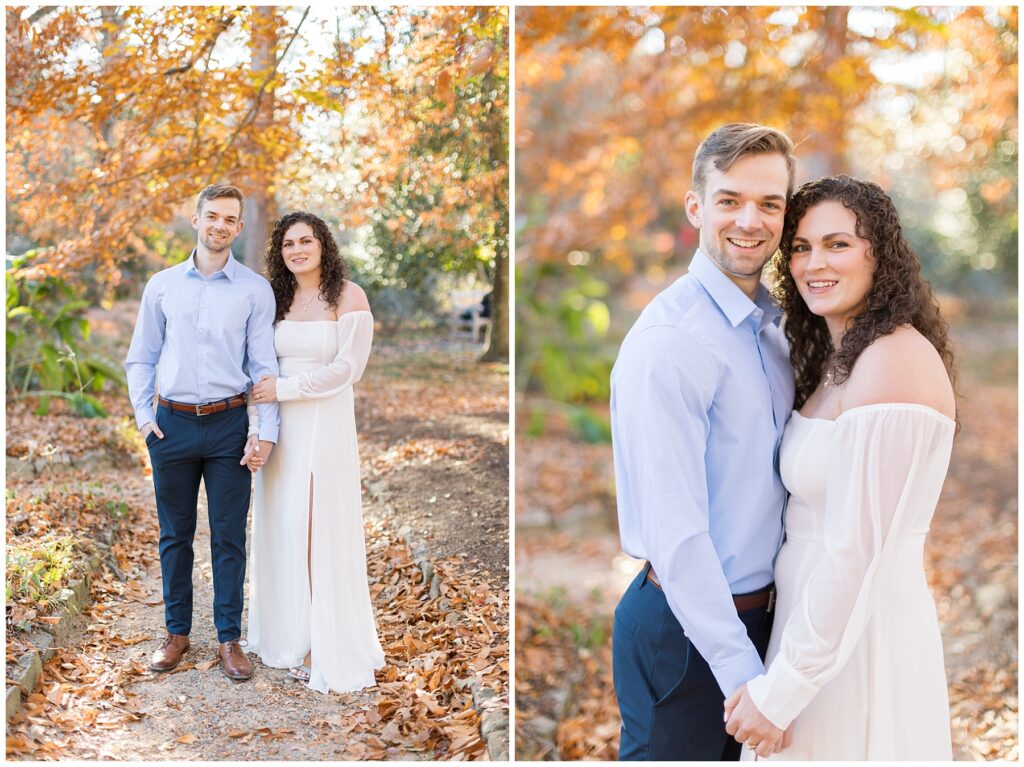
xmin=141 ymin=422 xmax=165 ymax=440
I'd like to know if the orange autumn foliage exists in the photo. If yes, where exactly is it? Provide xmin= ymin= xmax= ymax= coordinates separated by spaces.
xmin=516 ymin=6 xmax=1017 ymax=268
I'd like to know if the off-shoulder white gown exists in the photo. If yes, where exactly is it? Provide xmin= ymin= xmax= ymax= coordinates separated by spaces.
xmin=745 ymin=404 xmax=954 ymax=760
xmin=247 ymin=311 xmax=385 ymax=694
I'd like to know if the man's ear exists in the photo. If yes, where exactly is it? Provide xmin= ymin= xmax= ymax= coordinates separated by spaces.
xmin=190 ymin=211 xmax=199 ymax=230
xmin=236 ymin=219 xmax=245 ymax=235
xmin=684 ymin=190 xmax=702 ymax=230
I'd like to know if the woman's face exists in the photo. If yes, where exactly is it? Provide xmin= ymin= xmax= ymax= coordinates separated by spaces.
xmin=789 ymin=200 xmax=875 ymax=330
xmin=281 ymin=221 xmax=323 ymax=277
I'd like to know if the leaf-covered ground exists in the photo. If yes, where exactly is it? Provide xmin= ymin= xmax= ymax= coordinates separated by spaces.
xmin=515 ymin=322 xmax=1017 ymax=761
xmin=7 ymin=310 xmax=509 ymax=761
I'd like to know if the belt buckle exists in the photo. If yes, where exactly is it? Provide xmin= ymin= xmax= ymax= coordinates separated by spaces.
xmin=767 ymin=588 xmax=776 ymax=614
xmin=195 ymin=403 xmax=207 ymax=416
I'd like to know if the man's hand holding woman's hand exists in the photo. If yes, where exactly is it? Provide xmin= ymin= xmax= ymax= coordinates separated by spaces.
xmin=724 ymin=684 xmax=791 ymax=758
xmin=241 ymin=435 xmax=274 ymax=473
xmin=252 ymin=375 xmax=278 ymax=404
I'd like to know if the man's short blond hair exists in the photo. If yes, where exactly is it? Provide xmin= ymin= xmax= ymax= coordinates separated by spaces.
xmin=692 ymin=124 xmax=796 ymax=200
xmin=196 ymin=184 xmax=244 ymax=217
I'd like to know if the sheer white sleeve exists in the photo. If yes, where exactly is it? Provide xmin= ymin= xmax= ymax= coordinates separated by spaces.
xmin=275 ymin=312 xmax=374 ymax=402
xmin=746 ymin=405 xmax=954 ymax=729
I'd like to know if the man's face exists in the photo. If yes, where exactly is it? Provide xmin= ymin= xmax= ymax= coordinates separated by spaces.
xmin=192 ymin=196 xmax=244 ymax=254
xmin=684 ymin=153 xmax=789 ymax=287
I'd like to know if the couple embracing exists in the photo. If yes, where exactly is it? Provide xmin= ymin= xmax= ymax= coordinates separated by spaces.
xmin=125 ymin=185 xmax=384 ymax=694
xmin=611 ymin=124 xmax=956 ymax=760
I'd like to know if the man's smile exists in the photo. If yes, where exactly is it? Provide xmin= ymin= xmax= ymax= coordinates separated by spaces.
xmin=727 ymin=237 xmax=765 ymax=249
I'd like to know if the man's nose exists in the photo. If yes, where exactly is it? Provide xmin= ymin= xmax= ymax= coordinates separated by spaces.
xmin=735 ymin=201 xmax=762 ymax=231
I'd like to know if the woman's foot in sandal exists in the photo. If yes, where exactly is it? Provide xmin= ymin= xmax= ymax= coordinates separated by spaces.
xmin=288 ymin=652 xmax=313 ymax=682
xmin=288 ymin=664 xmax=310 ymax=682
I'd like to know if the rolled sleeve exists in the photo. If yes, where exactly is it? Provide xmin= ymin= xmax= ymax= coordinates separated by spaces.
xmin=612 ymin=324 xmax=764 ymax=697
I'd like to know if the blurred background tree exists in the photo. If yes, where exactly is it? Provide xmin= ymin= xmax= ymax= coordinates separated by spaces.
xmin=6 ymin=5 xmax=509 ymax=398
xmin=515 ymin=6 xmax=1017 ymax=438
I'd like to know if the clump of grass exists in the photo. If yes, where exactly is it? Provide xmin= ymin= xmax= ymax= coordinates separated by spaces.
xmin=6 ymin=535 xmax=82 ymax=626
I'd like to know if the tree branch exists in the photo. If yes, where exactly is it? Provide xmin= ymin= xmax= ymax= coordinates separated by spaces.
xmin=164 ymin=11 xmax=238 ymax=76
xmin=27 ymin=6 xmax=58 ymax=24
xmin=205 ymin=6 xmax=311 ymax=183
xmin=370 ymin=6 xmax=393 ymax=64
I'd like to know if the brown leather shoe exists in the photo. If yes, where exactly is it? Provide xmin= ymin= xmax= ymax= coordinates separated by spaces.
xmin=219 ymin=640 xmax=253 ymax=681
xmin=150 ymin=633 xmax=190 ymax=672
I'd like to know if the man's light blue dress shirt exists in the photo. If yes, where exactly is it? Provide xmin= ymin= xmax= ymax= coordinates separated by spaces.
xmin=125 ymin=251 xmax=281 ymax=443
xmin=611 ymin=249 xmax=794 ymax=698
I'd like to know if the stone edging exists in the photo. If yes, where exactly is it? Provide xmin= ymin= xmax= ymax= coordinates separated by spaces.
xmin=7 ymin=449 xmax=121 ymax=481
xmin=469 ymin=678 xmax=510 ymax=761
xmin=6 ymin=554 xmax=101 ymax=722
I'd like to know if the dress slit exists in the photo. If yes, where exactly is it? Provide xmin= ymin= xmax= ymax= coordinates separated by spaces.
xmin=307 ymin=472 xmax=314 ymax=599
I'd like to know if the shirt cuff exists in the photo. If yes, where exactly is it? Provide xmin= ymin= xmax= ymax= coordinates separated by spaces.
xmin=745 ymin=654 xmax=819 ymax=730
xmin=135 ymin=408 xmax=156 ymax=430
xmin=276 ymin=376 xmax=300 ymax=402
xmin=710 ymin=649 xmax=767 ymax=700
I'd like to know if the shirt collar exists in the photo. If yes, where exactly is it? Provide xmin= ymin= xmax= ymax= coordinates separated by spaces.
xmin=185 ymin=248 xmax=238 ymax=281
xmin=688 ymin=249 xmax=782 ymax=328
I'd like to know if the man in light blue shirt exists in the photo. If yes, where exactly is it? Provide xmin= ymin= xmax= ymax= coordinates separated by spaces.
xmin=125 ymin=184 xmax=279 ymax=681
xmin=611 ymin=125 xmax=796 ymax=760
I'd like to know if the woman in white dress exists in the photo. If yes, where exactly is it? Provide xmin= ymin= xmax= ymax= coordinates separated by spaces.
xmin=244 ymin=211 xmax=385 ymax=693
xmin=724 ymin=176 xmax=957 ymax=759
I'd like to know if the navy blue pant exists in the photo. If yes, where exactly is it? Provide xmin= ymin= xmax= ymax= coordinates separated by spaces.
xmin=146 ymin=402 xmax=251 ymax=642
xmin=613 ymin=566 xmax=774 ymax=761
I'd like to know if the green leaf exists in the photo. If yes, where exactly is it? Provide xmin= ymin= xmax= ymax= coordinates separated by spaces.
xmin=567 ymin=406 xmax=611 ymax=444
xmin=525 ymin=409 xmax=546 ymax=437
xmin=6 ymin=306 xmax=35 ymax=320
xmin=83 ymin=357 xmax=127 ymax=389
xmin=583 ymin=300 xmax=610 ymax=337
xmin=68 ymin=392 xmax=108 ymax=418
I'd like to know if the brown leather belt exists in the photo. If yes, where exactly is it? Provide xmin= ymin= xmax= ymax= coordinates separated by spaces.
xmin=158 ymin=394 xmax=247 ymax=416
xmin=645 ymin=563 xmax=775 ymax=613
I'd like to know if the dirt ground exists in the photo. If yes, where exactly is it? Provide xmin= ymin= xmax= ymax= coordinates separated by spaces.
xmin=7 ymin=324 xmax=509 ymax=761
xmin=358 ymin=336 xmax=510 ymax=587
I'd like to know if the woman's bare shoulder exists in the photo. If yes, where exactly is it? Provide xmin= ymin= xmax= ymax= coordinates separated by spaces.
xmin=337 ymin=280 xmax=370 ymax=314
xmin=842 ymin=326 xmax=954 ymax=416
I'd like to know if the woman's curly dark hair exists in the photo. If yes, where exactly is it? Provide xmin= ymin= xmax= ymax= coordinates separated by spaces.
xmin=770 ymin=175 xmax=957 ymax=410
xmin=265 ymin=211 xmax=346 ymax=323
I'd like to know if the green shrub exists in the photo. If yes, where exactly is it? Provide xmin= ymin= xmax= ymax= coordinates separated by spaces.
xmin=6 ymin=257 xmax=125 ymax=417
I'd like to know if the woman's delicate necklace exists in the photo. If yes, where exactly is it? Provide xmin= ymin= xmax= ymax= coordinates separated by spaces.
xmin=822 ymin=353 xmax=838 ymax=388
xmin=299 ymin=293 xmax=316 ymax=312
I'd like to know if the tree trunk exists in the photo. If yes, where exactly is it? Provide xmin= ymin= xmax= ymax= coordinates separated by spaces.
xmin=243 ymin=7 xmax=278 ymax=273
xmin=480 ymin=244 xmax=508 ymax=362
xmin=801 ymin=7 xmax=849 ymax=179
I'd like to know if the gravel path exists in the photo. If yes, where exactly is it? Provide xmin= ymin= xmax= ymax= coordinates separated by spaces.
xmin=60 ymin=485 xmax=398 ymax=761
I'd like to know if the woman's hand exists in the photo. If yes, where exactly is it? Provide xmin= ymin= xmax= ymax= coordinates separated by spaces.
xmin=253 ymin=375 xmax=278 ymax=404
xmin=724 ymin=684 xmax=785 ymax=758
